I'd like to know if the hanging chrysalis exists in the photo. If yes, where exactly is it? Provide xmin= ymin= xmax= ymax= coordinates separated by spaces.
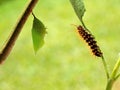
xmin=31 ymin=13 xmax=46 ymax=53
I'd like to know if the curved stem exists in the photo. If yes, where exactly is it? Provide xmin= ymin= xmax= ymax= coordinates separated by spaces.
xmin=80 ymin=19 xmax=87 ymax=30
xmin=101 ymin=56 xmax=110 ymax=80
xmin=106 ymin=57 xmax=120 ymax=90
xmin=114 ymin=73 xmax=120 ymax=81
xmin=81 ymin=18 xmax=91 ymax=33
xmin=0 ymin=0 xmax=39 ymax=64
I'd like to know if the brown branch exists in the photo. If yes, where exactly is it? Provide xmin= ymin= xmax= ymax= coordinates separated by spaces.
xmin=0 ymin=0 xmax=38 ymax=64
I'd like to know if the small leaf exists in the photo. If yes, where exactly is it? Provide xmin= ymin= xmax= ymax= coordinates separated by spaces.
xmin=70 ymin=0 xmax=86 ymax=21
xmin=32 ymin=13 xmax=46 ymax=53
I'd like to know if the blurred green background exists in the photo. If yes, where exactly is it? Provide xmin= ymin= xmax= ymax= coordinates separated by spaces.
xmin=0 ymin=0 xmax=120 ymax=90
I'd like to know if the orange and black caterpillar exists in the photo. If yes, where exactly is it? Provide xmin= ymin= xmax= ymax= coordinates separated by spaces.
xmin=77 ymin=25 xmax=103 ymax=57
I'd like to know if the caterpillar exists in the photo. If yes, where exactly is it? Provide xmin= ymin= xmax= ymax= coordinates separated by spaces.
xmin=77 ymin=25 xmax=103 ymax=57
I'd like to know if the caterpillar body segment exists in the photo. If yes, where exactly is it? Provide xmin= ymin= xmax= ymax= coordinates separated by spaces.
xmin=77 ymin=25 xmax=103 ymax=57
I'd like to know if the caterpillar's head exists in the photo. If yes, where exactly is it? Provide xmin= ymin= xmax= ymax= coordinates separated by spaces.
xmin=77 ymin=25 xmax=84 ymax=31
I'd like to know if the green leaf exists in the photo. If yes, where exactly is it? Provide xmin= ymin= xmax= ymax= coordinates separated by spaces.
xmin=70 ymin=0 xmax=86 ymax=21
xmin=32 ymin=13 xmax=46 ymax=53
xmin=70 ymin=0 xmax=91 ymax=35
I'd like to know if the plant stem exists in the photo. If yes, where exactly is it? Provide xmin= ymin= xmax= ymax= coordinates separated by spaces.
xmin=0 ymin=0 xmax=38 ymax=64
xmin=101 ymin=56 xmax=109 ymax=80
xmin=106 ymin=56 xmax=120 ymax=90
xmin=81 ymin=18 xmax=91 ymax=34
xmin=106 ymin=79 xmax=114 ymax=90
xmin=114 ymin=73 xmax=120 ymax=81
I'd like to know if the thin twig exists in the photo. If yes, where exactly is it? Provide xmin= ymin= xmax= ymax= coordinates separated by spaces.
xmin=114 ymin=73 xmax=120 ymax=81
xmin=101 ymin=56 xmax=110 ymax=80
xmin=81 ymin=18 xmax=91 ymax=34
xmin=0 ymin=0 xmax=38 ymax=64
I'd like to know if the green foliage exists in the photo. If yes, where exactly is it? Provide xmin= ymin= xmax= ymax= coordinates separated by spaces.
xmin=70 ymin=0 xmax=120 ymax=90
xmin=32 ymin=13 xmax=46 ymax=53
xmin=0 ymin=0 xmax=120 ymax=90
xmin=69 ymin=0 xmax=90 ymax=34
xmin=69 ymin=0 xmax=85 ymax=21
